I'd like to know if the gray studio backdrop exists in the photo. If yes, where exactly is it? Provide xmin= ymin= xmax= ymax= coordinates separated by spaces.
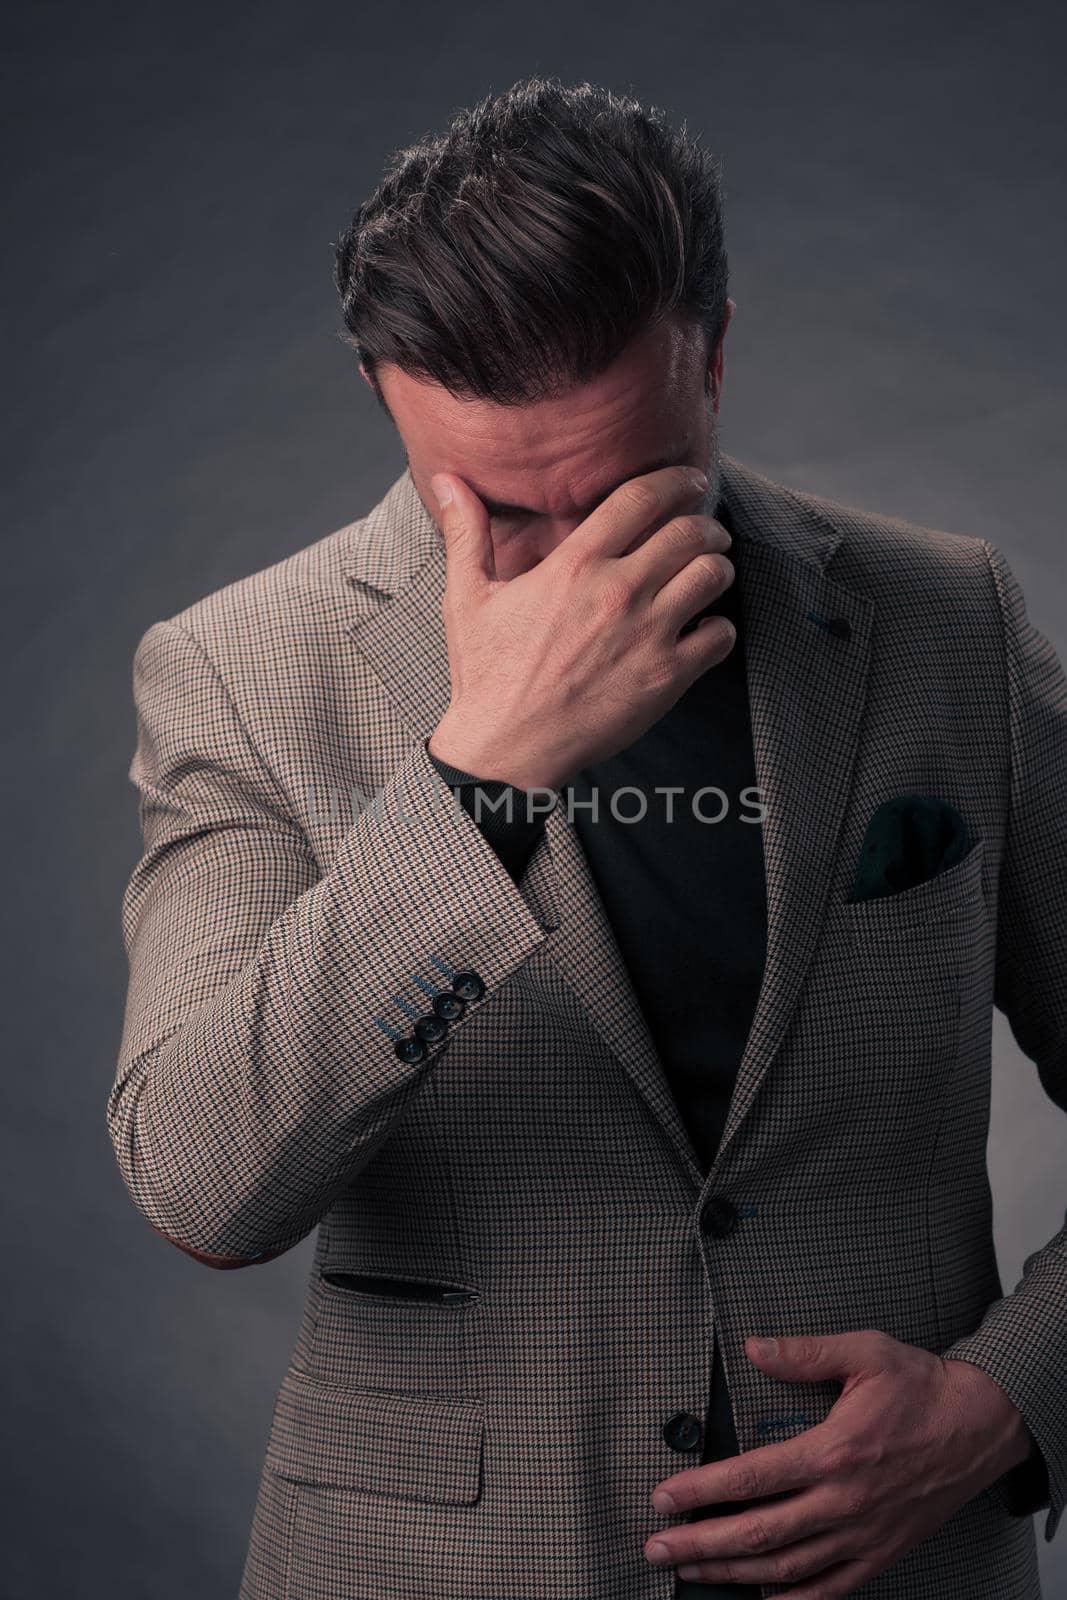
xmin=5 ymin=2 xmax=1066 ymax=1595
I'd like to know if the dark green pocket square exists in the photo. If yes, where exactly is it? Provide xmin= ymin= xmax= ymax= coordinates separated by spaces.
xmin=848 ymin=794 xmax=973 ymax=904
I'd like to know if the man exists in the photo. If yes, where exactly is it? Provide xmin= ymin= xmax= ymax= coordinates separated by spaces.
xmin=108 ymin=76 xmax=1065 ymax=1599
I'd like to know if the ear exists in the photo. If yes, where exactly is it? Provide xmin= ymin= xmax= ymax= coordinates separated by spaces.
xmin=360 ymin=364 xmax=395 ymax=424
xmin=708 ymin=298 xmax=736 ymax=414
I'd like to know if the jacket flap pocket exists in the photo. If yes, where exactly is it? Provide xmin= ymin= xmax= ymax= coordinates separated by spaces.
xmin=265 ymin=1367 xmax=484 ymax=1505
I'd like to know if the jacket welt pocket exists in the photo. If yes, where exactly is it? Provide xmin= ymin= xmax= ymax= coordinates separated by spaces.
xmin=320 ymin=1270 xmax=479 ymax=1306
xmin=266 ymin=1367 xmax=485 ymax=1504
xmin=831 ymin=836 xmax=986 ymax=935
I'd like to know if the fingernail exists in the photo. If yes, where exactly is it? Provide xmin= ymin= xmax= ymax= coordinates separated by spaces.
xmin=651 ymin=1491 xmax=675 ymax=1513
xmin=752 ymin=1337 xmax=778 ymax=1357
xmin=431 ymin=475 xmax=453 ymax=506
xmin=646 ymin=1540 xmax=672 ymax=1563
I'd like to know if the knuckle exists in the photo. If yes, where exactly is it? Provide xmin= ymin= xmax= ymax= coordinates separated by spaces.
xmin=664 ymin=513 xmax=706 ymax=549
xmin=841 ymin=1485 xmax=869 ymax=1519
xmin=794 ymin=1335 xmax=822 ymax=1366
xmin=598 ymin=575 xmax=636 ymax=618
xmin=683 ymin=513 xmax=731 ymax=551
xmin=725 ymin=1463 xmax=762 ymax=1500
xmin=693 ymin=551 xmax=732 ymax=587
xmin=773 ymin=1551 xmax=811 ymax=1583
xmin=822 ymin=1441 xmax=856 ymax=1477
xmin=740 ymin=1515 xmax=774 ymax=1554
xmin=642 ymin=648 xmax=679 ymax=697
xmin=704 ymin=621 xmax=737 ymax=661
xmin=615 ymin=481 xmax=661 ymax=522
xmin=641 ymin=649 xmax=675 ymax=692
xmin=553 ymin=543 xmax=588 ymax=585
xmin=634 ymin=629 xmax=672 ymax=675
xmin=871 ymin=1328 xmax=897 ymax=1361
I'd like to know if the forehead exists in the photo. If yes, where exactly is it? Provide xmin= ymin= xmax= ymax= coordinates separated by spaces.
xmin=380 ymin=314 xmax=706 ymax=517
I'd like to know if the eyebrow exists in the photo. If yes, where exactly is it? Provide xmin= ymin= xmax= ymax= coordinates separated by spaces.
xmin=473 ymin=451 xmax=690 ymax=519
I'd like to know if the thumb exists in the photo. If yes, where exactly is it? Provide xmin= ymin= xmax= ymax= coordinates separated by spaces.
xmin=744 ymin=1331 xmax=879 ymax=1381
xmin=430 ymin=472 xmax=497 ymax=585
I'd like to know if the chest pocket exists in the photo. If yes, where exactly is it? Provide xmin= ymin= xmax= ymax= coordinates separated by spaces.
xmin=321 ymin=1271 xmax=479 ymax=1306
xmin=777 ymin=838 xmax=987 ymax=1172
xmin=831 ymin=835 xmax=986 ymax=934
xmin=310 ymin=1264 xmax=479 ymax=1394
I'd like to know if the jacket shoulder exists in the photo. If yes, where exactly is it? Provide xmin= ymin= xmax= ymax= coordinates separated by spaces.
xmin=787 ymin=476 xmax=993 ymax=590
xmin=724 ymin=455 xmax=996 ymax=599
xmin=149 ymin=514 xmax=372 ymax=666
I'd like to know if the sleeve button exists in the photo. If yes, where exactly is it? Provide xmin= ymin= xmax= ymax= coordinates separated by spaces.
xmin=414 ymin=1014 xmax=449 ymax=1043
xmin=451 ymin=970 xmax=485 ymax=1002
xmin=394 ymin=1035 xmax=427 ymax=1063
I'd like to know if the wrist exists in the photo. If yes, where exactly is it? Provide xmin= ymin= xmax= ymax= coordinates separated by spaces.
xmin=429 ymin=715 xmax=565 ymax=794
xmin=943 ymin=1358 xmax=1036 ymax=1477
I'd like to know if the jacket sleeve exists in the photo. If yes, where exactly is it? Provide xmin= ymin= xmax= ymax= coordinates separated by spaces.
xmin=426 ymin=751 xmax=558 ymax=884
xmin=107 ymin=617 xmax=559 ymax=1269
xmin=939 ymin=539 xmax=1067 ymax=1544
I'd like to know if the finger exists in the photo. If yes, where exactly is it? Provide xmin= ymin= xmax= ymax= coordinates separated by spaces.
xmin=430 ymin=472 xmax=497 ymax=586
xmin=671 ymin=613 xmax=737 ymax=682
xmin=674 ymin=1527 xmax=857 ymax=1591
xmin=653 ymin=550 xmax=735 ymax=635
xmin=623 ymin=514 xmax=732 ymax=594
xmin=647 ymin=1486 xmax=851 ymax=1583
xmin=769 ymin=1557 xmax=873 ymax=1599
xmin=652 ymin=1428 xmax=833 ymax=1515
xmin=754 ymin=1330 xmax=896 ymax=1383
xmin=554 ymin=464 xmax=711 ymax=564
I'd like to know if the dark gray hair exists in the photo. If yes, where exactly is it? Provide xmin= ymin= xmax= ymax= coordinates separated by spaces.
xmin=332 ymin=75 xmax=729 ymax=414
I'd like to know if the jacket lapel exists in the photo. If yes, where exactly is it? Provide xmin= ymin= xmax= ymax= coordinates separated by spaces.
xmin=342 ymin=455 xmax=873 ymax=1194
xmin=706 ymin=461 xmax=873 ymax=1187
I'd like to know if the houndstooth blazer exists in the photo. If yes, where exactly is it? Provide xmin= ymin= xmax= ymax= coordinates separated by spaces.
xmin=109 ymin=454 xmax=1067 ymax=1599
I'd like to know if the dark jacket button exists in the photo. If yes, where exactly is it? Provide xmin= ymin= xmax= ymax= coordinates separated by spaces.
xmin=700 ymin=1196 xmax=739 ymax=1237
xmin=432 ymin=991 xmax=466 ymax=1022
xmin=394 ymin=1035 xmax=427 ymax=1063
xmin=414 ymin=1014 xmax=448 ymax=1043
xmin=662 ymin=1411 xmax=704 ymax=1452
xmin=451 ymin=970 xmax=485 ymax=1002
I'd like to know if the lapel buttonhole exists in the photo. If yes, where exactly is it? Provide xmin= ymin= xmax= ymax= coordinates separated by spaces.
xmin=807 ymin=610 xmax=851 ymax=641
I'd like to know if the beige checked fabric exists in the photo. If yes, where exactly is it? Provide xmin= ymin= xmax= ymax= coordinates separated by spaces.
xmin=108 ymin=454 xmax=1067 ymax=1598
